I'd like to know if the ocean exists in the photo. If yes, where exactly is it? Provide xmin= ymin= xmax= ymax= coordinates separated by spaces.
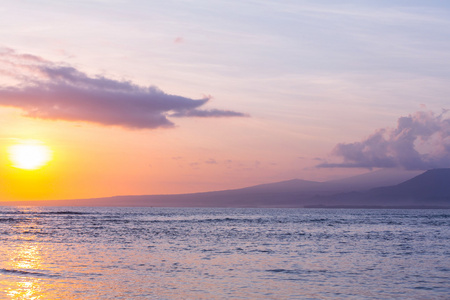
xmin=0 ymin=207 xmax=448 ymax=299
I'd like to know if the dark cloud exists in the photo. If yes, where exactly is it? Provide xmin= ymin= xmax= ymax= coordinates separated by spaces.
xmin=0 ymin=48 xmax=246 ymax=129
xmin=318 ymin=110 xmax=450 ymax=170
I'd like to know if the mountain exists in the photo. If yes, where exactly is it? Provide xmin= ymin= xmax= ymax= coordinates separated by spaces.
xmin=311 ymin=169 xmax=450 ymax=208
xmin=320 ymin=168 xmax=423 ymax=192
xmin=1 ymin=169 xmax=432 ymax=208
xmin=237 ymin=169 xmax=422 ymax=196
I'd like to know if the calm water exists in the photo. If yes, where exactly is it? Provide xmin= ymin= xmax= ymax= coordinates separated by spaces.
xmin=0 ymin=207 xmax=449 ymax=299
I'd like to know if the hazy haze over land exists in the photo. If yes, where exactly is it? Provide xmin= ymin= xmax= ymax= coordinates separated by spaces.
xmin=6 ymin=168 xmax=448 ymax=208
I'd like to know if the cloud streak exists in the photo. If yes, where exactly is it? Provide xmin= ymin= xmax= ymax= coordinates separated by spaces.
xmin=0 ymin=48 xmax=247 ymax=129
xmin=318 ymin=110 xmax=450 ymax=170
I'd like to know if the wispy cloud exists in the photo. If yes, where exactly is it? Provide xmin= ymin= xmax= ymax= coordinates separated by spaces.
xmin=0 ymin=48 xmax=247 ymax=129
xmin=174 ymin=37 xmax=184 ymax=44
xmin=205 ymin=158 xmax=217 ymax=164
xmin=318 ymin=110 xmax=450 ymax=170
xmin=171 ymin=108 xmax=247 ymax=118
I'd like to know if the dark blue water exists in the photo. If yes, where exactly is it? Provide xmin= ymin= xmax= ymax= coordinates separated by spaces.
xmin=0 ymin=207 xmax=449 ymax=299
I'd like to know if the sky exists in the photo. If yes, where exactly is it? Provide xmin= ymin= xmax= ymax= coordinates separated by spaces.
xmin=0 ymin=0 xmax=450 ymax=201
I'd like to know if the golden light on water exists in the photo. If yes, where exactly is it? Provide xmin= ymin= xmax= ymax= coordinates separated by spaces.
xmin=8 ymin=140 xmax=53 ymax=170
xmin=4 ymin=243 xmax=44 ymax=299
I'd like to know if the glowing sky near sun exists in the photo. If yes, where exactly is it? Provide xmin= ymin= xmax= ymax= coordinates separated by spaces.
xmin=0 ymin=0 xmax=450 ymax=201
xmin=8 ymin=140 xmax=52 ymax=170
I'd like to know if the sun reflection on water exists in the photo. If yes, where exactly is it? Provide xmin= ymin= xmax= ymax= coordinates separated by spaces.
xmin=2 ymin=244 xmax=44 ymax=299
xmin=12 ymin=244 xmax=42 ymax=270
xmin=6 ymin=280 xmax=42 ymax=300
xmin=1 ymin=208 xmax=50 ymax=300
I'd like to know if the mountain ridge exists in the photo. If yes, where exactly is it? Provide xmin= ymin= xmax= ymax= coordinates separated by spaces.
xmin=311 ymin=169 xmax=450 ymax=208
xmin=2 ymin=169 xmax=448 ymax=208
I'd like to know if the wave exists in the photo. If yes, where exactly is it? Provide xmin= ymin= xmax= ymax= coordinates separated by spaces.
xmin=0 ymin=211 xmax=90 ymax=216
xmin=0 ymin=268 xmax=61 ymax=278
xmin=39 ymin=211 xmax=89 ymax=215
xmin=0 ymin=218 xmax=17 ymax=223
xmin=266 ymin=268 xmax=328 ymax=274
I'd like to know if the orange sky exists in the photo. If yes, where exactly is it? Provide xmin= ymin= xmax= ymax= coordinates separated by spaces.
xmin=0 ymin=110 xmax=363 ymax=201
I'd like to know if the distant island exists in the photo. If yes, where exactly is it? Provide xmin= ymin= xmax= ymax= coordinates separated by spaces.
xmin=2 ymin=168 xmax=450 ymax=208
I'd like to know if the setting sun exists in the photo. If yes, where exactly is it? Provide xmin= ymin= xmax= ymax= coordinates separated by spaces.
xmin=8 ymin=140 xmax=53 ymax=170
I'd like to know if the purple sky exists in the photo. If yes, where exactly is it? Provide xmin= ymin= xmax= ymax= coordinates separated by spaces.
xmin=0 ymin=0 xmax=449 ymax=200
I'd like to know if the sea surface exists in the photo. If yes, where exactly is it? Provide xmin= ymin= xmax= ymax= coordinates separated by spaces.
xmin=0 ymin=207 xmax=449 ymax=299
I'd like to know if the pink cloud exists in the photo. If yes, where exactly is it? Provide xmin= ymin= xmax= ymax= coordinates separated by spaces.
xmin=0 ymin=48 xmax=247 ymax=129
xmin=318 ymin=110 xmax=450 ymax=170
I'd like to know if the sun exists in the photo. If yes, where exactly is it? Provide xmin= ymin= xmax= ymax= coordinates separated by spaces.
xmin=8 ymin=140 xmax=53 ymax=170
